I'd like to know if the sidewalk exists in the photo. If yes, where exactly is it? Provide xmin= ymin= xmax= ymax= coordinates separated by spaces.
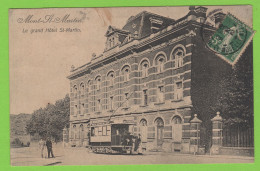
xmin=146 ymin=151 xmax=254 ymax=161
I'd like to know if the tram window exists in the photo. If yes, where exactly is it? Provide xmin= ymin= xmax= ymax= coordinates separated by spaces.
xmin=98 ymin=127 xmax=102 ymax=136
xmin=94 ymin=127 xmax=98 ymax=136
xmin=102 ymin=126 xmax=106 ymax=136
xmin=91 ymin=127 xmax=95 ymax=136
xmin=107 ymin=126 xmax=111 ymax=136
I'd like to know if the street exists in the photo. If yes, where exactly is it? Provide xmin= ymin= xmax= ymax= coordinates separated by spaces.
xmin=10 ymin=143 xmax=254 ymax=166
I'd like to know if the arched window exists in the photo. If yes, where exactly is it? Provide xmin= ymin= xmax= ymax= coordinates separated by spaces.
xmin=155 ymin=118 xmax=164 ymax=127
xmin=155 ymin=117 xmax=164 ymax=147
xmin=157 ymin=85 xmax=164 ymax=103
xmin=175 ymin=81 xmax=183 ymax=100
xmin=122 ymin=65 xmax=130 ymax=82
xmin=172 ymin=116 xmax=182 ymax=142
xmin=140 ymin=60 xmax=149 ymax=78
xmin=140 ymin=119 xmax=148 ymax=142
xmin=79 ymin=124 xmax=84 ymax=139
xmin=80 ymin=83 xmax=85 ymax=96
xmin=87 ymin=80 xmax=92 ymax=93
xmin=72 ymin=125 xmax=76 ymax=139
xmin=172 ymin=116 xmax=182 ymax=124
xmin=107 ymin=71 xmax=115 ymax=87
xmin=95 ymin=76 xmax=101 ymax=90
xmin=172 ymin=48 xmax=185 ymax=68
xmin=155 ymin=54 xmax=166 ymax=73
xmin=73 ymin=85 xmax=78 ymax=98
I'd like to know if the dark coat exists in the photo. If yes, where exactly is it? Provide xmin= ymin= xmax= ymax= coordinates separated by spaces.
xmin=46 ymin=140 xmax=52 ymax=148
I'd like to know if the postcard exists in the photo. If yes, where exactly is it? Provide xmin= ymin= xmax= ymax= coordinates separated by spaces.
xmin=9 ymin=6 xmax=254 ymax=166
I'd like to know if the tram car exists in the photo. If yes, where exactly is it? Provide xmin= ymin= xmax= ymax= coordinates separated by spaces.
xmin=89 ymin=119 xmax=143 ymax=154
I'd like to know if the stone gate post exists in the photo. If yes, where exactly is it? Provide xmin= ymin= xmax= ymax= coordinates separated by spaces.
xmin=190 ymin=114 xmax=202 ymax=154
xmin=63 ymin=127 xmax=69 ymax=147
xmin=210 ymin=112 xmax=223 ymax=155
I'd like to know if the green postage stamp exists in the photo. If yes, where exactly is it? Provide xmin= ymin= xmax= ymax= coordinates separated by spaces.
xmin=207 ymin=13 xmax=255 ymax=65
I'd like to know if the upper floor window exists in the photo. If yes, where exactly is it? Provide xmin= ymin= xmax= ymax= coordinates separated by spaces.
xmin=107 ymin=71 xmax=115 ymax=87
xmin=175 ymin=81 xmax=183 ymax=100
xmin=157 ymin=85 xmax=164 ymax=103
xmin=97 ymin=99 xmax=102 ymax=112
xmin=155 ymin=54 xmax=166 ymax=73
xmin=87 ymin=80 xmax=91 ymax=93
xmin=81 ymin=103 xmax=85 ymax=114
xmin=95 ymin=76 xmax=101 ymax=91
xmin=73 ymin=85 xmax=78 ymax=98
xmin=122 ymin=65 xmax=130 ymax=82
xmin=109 ymin=96 xmax=114 ymax=110
xmin=172 ymin=48 xmax=185 ymax=68
xmin=80 ymin=83 xmax=85 ymax=95
xmin=143 ymin=89 xmax=148 ymax=106
xmin=125 ymin=93 xmax=129 ymax=107
xmin=140 ymin=60 xmax=149 ymax=78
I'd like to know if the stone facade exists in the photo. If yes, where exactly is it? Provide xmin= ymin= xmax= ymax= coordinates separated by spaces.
xmin=66 ymin=6 xmax=231 ymax=153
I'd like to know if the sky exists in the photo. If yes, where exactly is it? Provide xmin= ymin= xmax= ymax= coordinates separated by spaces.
xmin=9 ymin=6 xmax=252 ymax=114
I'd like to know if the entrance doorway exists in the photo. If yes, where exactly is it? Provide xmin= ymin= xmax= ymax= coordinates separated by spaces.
xmin=155 ymin=118 xmax=164 ymax=149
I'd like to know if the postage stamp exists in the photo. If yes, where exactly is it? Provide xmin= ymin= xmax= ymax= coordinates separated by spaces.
xmin=207 ymin=13 xmax=255 ymax=65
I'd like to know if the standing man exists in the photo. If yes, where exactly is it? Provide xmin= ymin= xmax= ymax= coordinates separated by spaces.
xmin=38 ymin=138 xmax=46 ymax=158
xmin=46 ymin=137 xmax=55 ymax=158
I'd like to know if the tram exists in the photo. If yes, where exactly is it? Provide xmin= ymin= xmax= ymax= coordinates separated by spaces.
xmin=89 ymin=119 xmax=143 ymax=154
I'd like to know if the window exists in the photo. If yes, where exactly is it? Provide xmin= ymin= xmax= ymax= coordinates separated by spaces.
xmin=157 ymin=86 xmax=164 ymax=103
xmin=98 ymin=127 xmax=102 ymax=136
xmin=107 ymin=71 xmax=115 ymax=87
xmin=102 ymin=126 xmax=107 ymax=136
xmin=95 ymin=76 xmax=101 ymax=91
xmin=79 ymin=124 xmax=84 ymax=139
xmin=87 ymin=80 xmax=91 ymax=93
xmin=124 ymin=93 xmax=129 ymax=107
xmin=172 ymin=48 xmax=184 ymax=68
xmin=140 ymin=60 xmax=149 ymax=78
xmin=172 ymin=116 xmax=182 ymax=142
xmin=107 ymin=125 xmax=111 ymax=135
xmin=80 ymin=83 xmax=85 ymax=95
xmin=122 ymin=65 xmax=130 ymax=82
xmin=143 ymin=90 xmax=148 ymax=106
xmin=155 ymin=54 xmax=166 ymax=73
xmin=109 ymin=96 xmax=113 ymax=110
xmin=112 ymin=37 xmax=115 ymax=47
xmin=172 ymin=116 xmax=182 ymax=124
xmin=75 ymin=104 xmax=78 ymax=113
xmin=94 ymin=127 xmax=98 ymax=136
xmin=73 ymin=85 xmax=78 ymax=98
xmin=175 ymin=81 xmax=183 ymax=100
xmin=91 ymin=127 xmax=95 ymax=136
xmin=72 ymin=125 xmax=76 ymax=139
xmin=97 ymin=99 xmax=102 ymax=111
xmin=81 ymin=103 xmax=85 ymax=114
xmin=140 ymin=119 xmax=148 ymax=142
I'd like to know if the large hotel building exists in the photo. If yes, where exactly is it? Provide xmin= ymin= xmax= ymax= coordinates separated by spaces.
xmin=67 ymin=6 xmax=230 ymax=153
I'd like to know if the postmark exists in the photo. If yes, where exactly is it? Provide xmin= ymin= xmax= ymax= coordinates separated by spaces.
xmin=207 ymin=13 xmax=255 ymax=65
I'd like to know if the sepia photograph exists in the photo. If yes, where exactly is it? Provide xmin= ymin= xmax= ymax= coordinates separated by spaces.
xmin=9 ymin=5 xmax=254 ymax=166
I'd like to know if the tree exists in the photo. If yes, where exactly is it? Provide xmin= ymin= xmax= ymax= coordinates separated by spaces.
xmin=26 ymin=94 xmax=70 ymax=141
xmin=213 ymin=43 xmax=253 ymax=127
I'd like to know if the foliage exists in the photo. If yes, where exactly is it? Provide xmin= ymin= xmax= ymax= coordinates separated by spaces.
xmin=212 ymin=44 xmax=253 ymax=127
xmin=26 ymin=94 xmax=70 ymax=141
xmin=11 ymin=138 xmax=30 ymax=147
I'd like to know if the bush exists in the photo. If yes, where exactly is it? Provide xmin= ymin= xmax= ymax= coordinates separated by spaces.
xmin=11 ymin=138 xmax=24 ymax=147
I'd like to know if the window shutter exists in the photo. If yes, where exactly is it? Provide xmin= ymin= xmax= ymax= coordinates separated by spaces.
xmin=172 ymin=124 xmax=182 ymax=142
xmin=164 ymin=125 xmax=172 ymax=138
xmin=147 ymin=126 xmax=155 ymax=139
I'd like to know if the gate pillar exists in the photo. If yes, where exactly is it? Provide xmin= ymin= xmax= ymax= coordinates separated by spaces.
xmin=63 ymin=127 xmax=69 ymax=147
xmin=190 ymin=114 xmax=202 ymax=154
xmin=210 ymin=112 xmax=223 ymax=155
